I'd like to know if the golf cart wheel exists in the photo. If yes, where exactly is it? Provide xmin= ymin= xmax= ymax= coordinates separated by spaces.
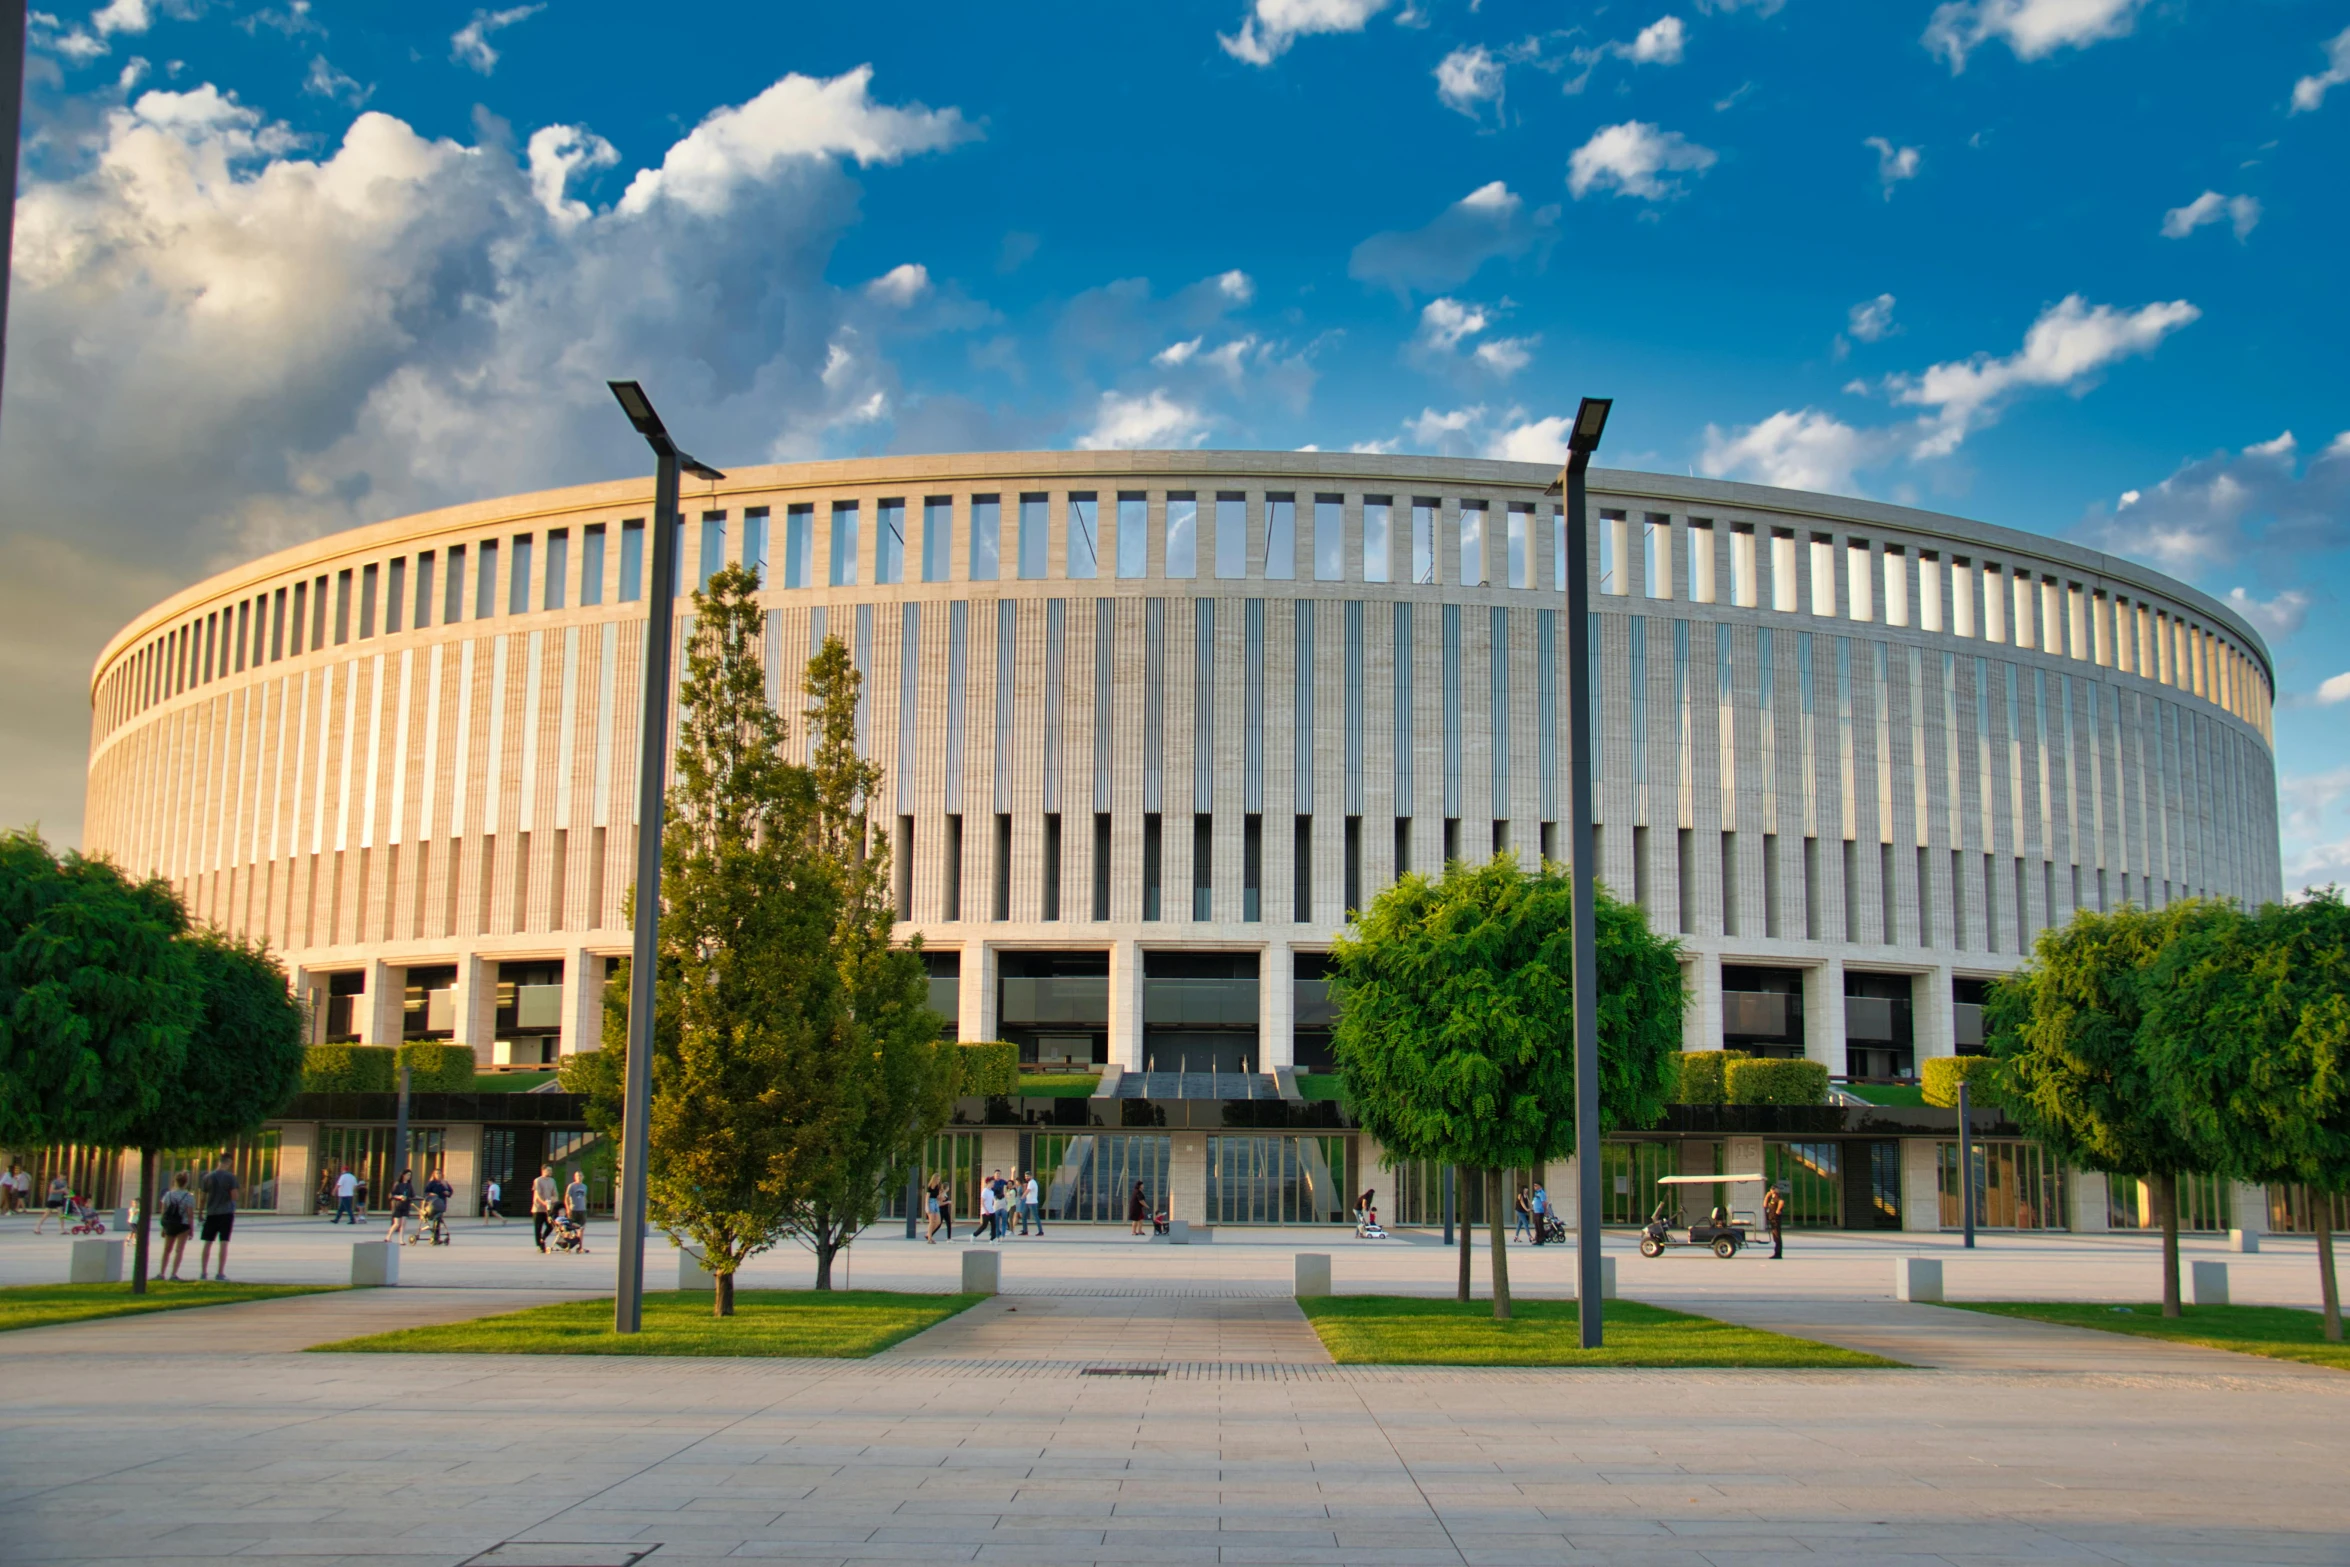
xmin=1639 ymin=1237 xmax=1664 ymax=1258
xmin=1713 ymin=1237 xmax=1738 ymax=1258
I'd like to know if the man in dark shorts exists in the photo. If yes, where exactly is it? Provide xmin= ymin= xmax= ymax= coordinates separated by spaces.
xmin=198 ymin=1159 xmax=240 ymax=1280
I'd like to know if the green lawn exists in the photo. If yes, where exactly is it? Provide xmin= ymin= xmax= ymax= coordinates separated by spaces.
xmin=1952 ymin=1301 xmax=2350 ymax=1371
xmin=312 ymin=1289 xmax=986 ymax=1357
xmin=1016 ymin=1074 xmax=1101 ymax=1098
xmin=1294 ymin=1073 xmax=1346 ymax=1101
xmin=469 ymin=1070 xmax=560 ymax=1093
xmin=0 ymin=1281 xmax=339 ymax=1334
xmin=1841 ymin=1083 xmax=1928 ymax=1107
xmin=1300 ymin=1295 xmax=1901 ymax=1368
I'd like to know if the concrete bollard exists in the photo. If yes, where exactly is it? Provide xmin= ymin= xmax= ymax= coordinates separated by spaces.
xmin=69 ymin=1238 xmax=124 ymax=1284
xmin=1565 ymin=1257 xmax=1617 ymax=1300
xmin=2228 ymin=1229 xmax=2259 ymax=1254
xmin=1894 ymin=1256 xmax=1943 ymax=1303
xmin=1166 ymin=1218 xmax=1192 ymax=1244
xmin=961 ymin=1247 xmax=999 ymax=1295
xmin=677 ymin=1249 xmax=716 ymax=1291
xmin=2189 ymin=1259 xmax=2229 ymax=1306
xmin=1294 ymin=1252 xmax=1332 ymax=1297
xmin=350 ymin=1240 xmax=399 ymax=1287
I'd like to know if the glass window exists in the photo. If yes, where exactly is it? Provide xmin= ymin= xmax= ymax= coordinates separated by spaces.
xmin=701 ymin=513 xmax=727 ymax=592
xmin=1600 ymin=512 xmax=1627 ymax=595
xmin=415 ymin=551 xmax=437 ymax=627
xmin=1363 ymin=497 xmax=1392 ymax=583
xmin=831 ymin=501 xmax=860 ymax=586
xmin=618 ymin=523 xmax=642 ymax=603
xmin=358 ymin=564 xmax=377 ymax=639
xmin=444 ymin=545 xmax=466 ymax=622
xmin=476 ymin=539 xmax=500 ymax=619
xmin=579 ymin=527 xmax=603 ymax=607
xmin=1314 ymin=495 xmax=1343 ymax=582
xmin=671 ymin=517 xmax=687 ymax=595
xmin=1460 ymin=503 xmax=1486 ymax=587
xmin=923 ymin=498 xmax=951 ymax=582
xmin=1263 ymin=495 xmax=1295 ymax=580
xmin=1642 ymin=516 xmax=1669 ymax=598
xmin=1413 ymin=501 xmax=1438 ymax=585
xmin=1117 ymin=493 xmax=1147 ymax=578
xmin=1018 ymin=493 xmax=1048 ymax=580
xmin=544 ymin=530 xmax=568 ymax=611
xmin=970 ymin=495 xmax=1001 ymax=581
xmin=875 ymin=500 xmax=904 ymax=584
xmin=508 ymin=535 xmax=533 ymax=616
xmin=1215 ymin=493 xmax=1246 ymax=579
xmin=739 ymin=509 xmax=769 ymax=588
xmin=1508 ymin=506 xmax=1532 ymax=590
xmin=385 ymin=559 xmax=405 ymax=635
xmin=1165 ymin=494 xmax=1197 ymax=579
xmin=1066 ymin=493 xmax=1098 ymax=580
xmin=784 ymin=505 xmax=813 ymax=589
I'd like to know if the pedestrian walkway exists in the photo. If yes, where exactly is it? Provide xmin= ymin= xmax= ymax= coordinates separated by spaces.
xmin=883 ymin=1291 xmax=1335 ymax=1365
xmin=0 ymin=1286 xmax=581 ymax=1353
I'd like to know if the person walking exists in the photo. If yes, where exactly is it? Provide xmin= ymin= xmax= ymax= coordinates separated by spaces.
xmin=1764 ymin=1183 xmax=1787 ymax=1260
xmin=531 ymin=1164 xmax=558 ymax=1252
xmin=385 ymin=1168 xmax=415 ymax=1243
xmin=156 ymin=1171 xmax=196 ymax=1280
xmin=1530 ymin=1184 xmax=1549 ymax=1245
xmin=975 ymin=1174 xmax=998 ymax=1242
xmin=1512 ymin=1186 xmax=1532 ymax=1243
xmin=482 ymin=1176 xmax=504 ymax=1223
xmin=923 ymin=1176 xmax=942 ymax=1243
xmin=1022 ymin=1170 xmax=1042 ymax=1237
xmin=197 ymin=1158 xmax=240 ymax=1280
xmin=32 ymin=1172 xmax=69 ymax=1233
xmin=330 ymin=1166 xmax=360 ymax=1225
xmin=1 ymin=1161 xmax=22 ymax=1216
xmin=1127 ymin=1180 xmax=1149 ymax=1238
xmin=564 ymin=1169 xmax=589 ymax=1248
xmin=992 ymin=1171 xmax=1011 ymax=1242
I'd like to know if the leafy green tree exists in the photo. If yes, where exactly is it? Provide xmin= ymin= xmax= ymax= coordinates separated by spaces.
xmin=1989 ymin=900 xmax=2232 ymax=1317
xmin=1330 ymin=858 xmax=1683 ymax=1317
xmin=780 ymin=638 xmax=958 ymax=1289
xmin=2145 ymin=889 xmax=2350 ymax=1340
xmin=123 ymin=932 xmax=306 ymax=1293
xmin=0 ymin=830 xmax=196 ymax=1152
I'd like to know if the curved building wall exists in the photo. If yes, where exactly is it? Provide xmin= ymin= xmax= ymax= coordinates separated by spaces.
xmin=82 ymin=452 xmax=2281 ymax=1074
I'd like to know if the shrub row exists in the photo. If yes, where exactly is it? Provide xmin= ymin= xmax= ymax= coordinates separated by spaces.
xmin=1922 ymin=1054 xmax=2002 ymax=1108
xmin=952 ymin=1040 xmax=1020 ymax=1097
xmin=299 ymin=1043 xmax=478 ymax=1093
xmin=1675 ymin=1050 xmax=1830 ymax=1106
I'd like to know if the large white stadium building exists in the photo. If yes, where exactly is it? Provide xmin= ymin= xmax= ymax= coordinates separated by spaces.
xmin=76 ymin=452 xmax=2286 ymax=1233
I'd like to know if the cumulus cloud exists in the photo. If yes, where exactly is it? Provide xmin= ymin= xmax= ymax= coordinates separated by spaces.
xmin=1434 ymin=45 xmax=1505 ymax=120
xmin=2316 ymin=673 xmax=2350 ymax=706
xmin=2161 ymin=190 xmax=2260 ymax=241
xmin=1407 ymin=296 xmax=1534 ymax=380
xmin=1848 ymin=293 xmax=1898 ymax=342
xmin=302 ymin=55 xmax=370 ymax=108
xmin=1865 ymin=136 xmax=1920 ymax=197
xmin=2223 ymin=587 xmax=2309 ymax=638
xmin=1154 ymin=337 xmax=1202 ymax=367
xmin=2290 ymin=26 xmax=2350 ymax=113
xmin=1472 ymin=337 xmax=1534 ymax=377
xmin=864 ymin=262 xmax=931 ymax=306
xmin=1924 ymin=0 xmax=2146 ymax=73
xmin=1699 ymin=409 xmax=1886 ymax=495
xmin=1568 ymin=121 xmax=1716 ymax=200
xmin=1219 ymin=0 xmax=1391 ymax=65
xmin=1625 ymin=16 xmax=1687 ymax=63
xmin=91 ymin=0 xmax=151 ymax=37
xmin=2079 ymin=429 xmax=2350 ymax=579
xmin=449 ymin=5 xmax=542 ymax=75
xmin=525 ymin=123 xmax=617 ymax=229
xmin=1076 ymin=389 xmax=1213 ymax=450
xmin=1414 ymin=297 xmax=1490 ymax=352
xmin=1353 ymin=404 xmax=1583 ymax=462
xmin=1886 ymin=294 xmax=2199 ymax=458
xmin=1348 ymin=181 xmax=1558 ymax=294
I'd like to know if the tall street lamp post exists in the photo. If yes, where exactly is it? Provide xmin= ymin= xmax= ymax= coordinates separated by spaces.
xmin=1551 ymin=397 xmax=1613 ymax=1348
xmin=605 ymin=379 xmax=725 ymax=1334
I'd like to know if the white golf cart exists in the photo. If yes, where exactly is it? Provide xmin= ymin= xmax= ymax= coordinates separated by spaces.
xmin=1636 ymin=1173 xmax=1764 ymax=1259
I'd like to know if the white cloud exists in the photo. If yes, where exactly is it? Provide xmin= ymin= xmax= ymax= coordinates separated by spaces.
xmin=1848 ymin=293 xmax=1897 ymax=343
xmin=2317 ymin=673 xmax=2350 ymax=706
xmin=1349 ymin=180 xmax=1558 ymax=294
xmin=1153 ymin=336 xmax=1202 ymax=367
xmin=449 ymin=5 xmax=542 ymax=75
xmin=1219 ymin=0 xmax=1390 ymax=65
xmin=1924 ymin=0 xmax=2146 ymax=73
xmin=1472 ymin=337 xmax=1534 ymax=377
xmin=864 ymin=262 xmax=931 ymax=306
xmin=1434 ymin=45 xmax=1506 ymax=120
xmin=1696 ymin=0 xmax=1783 ymax=11
xmin=1403 ymin=406 xmax=1482 ymax=449
xmin=2223 ymin=587 xmax=2308 ymax=638
xmin=2081 ymin=429 xmax=2350 ymax=579
xmin=1699 ymin=409 xmax=1883 ymax=495
xmin=526 ymin=124 xmax=618 ymax=230
xmin=1076 ymin=389 xmax=1212 ymax=450
xmin=302 ymin=55 xmax=370 ymax=108
xmin=1888 ymin=294 xmax=2199 ymax=459
xmin=2161 ymin=190 xmax=2260 ymax=241
xmin=90 ymin=0 xmax=149 ymax=37
xmin=1485 ymin=414 xmax=1576 ymax=464
xmin=1568 ymin=121 xmax=1716 ymax=201
xmin=1415 ymin=297 xmax=1490 ymax=352
xmin=1864 ymin=136 xmax=1920 ymax=197
xmin=1625 ymin=16 xmax=1687 ymax=64
xmin=617 ymin=66 xmax=972 ymax=217
xmin=1214 ymin=269 xmax=1255 ymax=304
xmin=2290 ymin=26 xmax=2350 ymax=113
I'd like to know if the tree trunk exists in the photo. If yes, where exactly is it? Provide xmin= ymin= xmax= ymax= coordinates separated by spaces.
xmin=2157 ymin=1172 xmax=2181 ymax=1318
xmin=131 ymin=1149 xmax=157 ymax=1296
xmin=2318 ymin=1198 xmax=2342 ymax=1345
xmin=814 ymin=1233 xmax=838 ymax=1291
xmin=715 ymin=1270 xmax=735 ymax=1318
xmin=1456 ymin=1168 xmax=1472 ymax=1303
xmin=1487 ymin=1168 xmax=1512 ymax=1320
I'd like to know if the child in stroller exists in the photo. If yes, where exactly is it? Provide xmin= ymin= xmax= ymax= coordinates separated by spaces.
xmin=411 ymin=1191 xmax=450 ymax=1246
xmin=548 ymin=1212 xmax=588 ymax=1253
xmin=1535 ymin=1211 xmax=1567 ymax=1245
xmin=1150 ymin=1207 xmax=1170 ymax=1236
xmin=1354 ymin=1188 xmax=1387 ymax=1239
xmin=64 ymin=1193 xmax=107 ymax=1236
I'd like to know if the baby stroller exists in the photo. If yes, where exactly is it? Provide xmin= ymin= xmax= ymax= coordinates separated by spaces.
xmin=65 ymin=1194 xmax=107 ymax=1236
xmin=548 ymin=1213 xmax=588 ymax=1254
xmin=1534 ymin=1212 xmax=1567 ymax=1246
xmin=1353 ymin=1201 xmax=1388 ymax=1240
xmin=1150 ymin=1207 xmax=1170 ymax=1236
xmin=413 ymin=1193 xmax=450 ymax=1247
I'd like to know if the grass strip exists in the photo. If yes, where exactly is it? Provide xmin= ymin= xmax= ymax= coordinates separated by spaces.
xmin=1951 ymin=1301 xmax=2350 ymax=1371
xmin=0 ymin=1281 xmax=339 ymax=1334
xmin=1300 ymin=1295 xmax=1901 ymax=1368
xmin=311 ymin=1289 xmax=986 ymax=1357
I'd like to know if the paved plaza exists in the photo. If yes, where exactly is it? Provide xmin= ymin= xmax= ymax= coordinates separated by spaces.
xmin=4 ymin=1220 xmax=2348 ymax=1565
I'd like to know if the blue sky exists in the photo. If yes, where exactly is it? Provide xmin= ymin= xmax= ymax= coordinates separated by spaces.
xmin=3 ymin=0 xmax=2347 ymax=881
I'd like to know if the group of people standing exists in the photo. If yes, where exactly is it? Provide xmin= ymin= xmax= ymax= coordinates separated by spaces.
xmin=923 ymin=1169 xmax=1041 ymax=1241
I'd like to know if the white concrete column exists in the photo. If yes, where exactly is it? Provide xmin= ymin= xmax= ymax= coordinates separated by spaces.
xmin=962 ymin=941 xmax=995 ymax=1043
xmin=1913 ymin=964 xmax=1954 ymax=1065
xmin=1901 ymin=1136 xmax=1942 ymax=1232
xmin=454 ymin=952 xmax=496 ymax=1064
xmin=1685 ymin=950 xmax=1722 ymax=1052
xmin=291 ymin=965 xmax=323 ymax=1045
xmin=559 ymin=946 xmax=602 ymax=1056
xmin=2232 ymin=1181 xmax=2270 ymax=1235
xmin=1551 ymin=1152 xmax=1580 ymax=1231
xmin=1108 ymin=939 xmax=1144 ymax=1070
xmin=1260 ymin=939 xmax=1292 ymax=1071
xmin=1170 ymin=1131 xmax=1207 ymax=1224
xmin=363 ymin=959 xmax=403 ymax=1048
xmin=442 ymin=1123 xmax=483 ymax=1218
xmin=2071 ymin=1170 xmax=2111 ymax=1233
xmin=980 ymin=1130 xmax=1018 ymax=1185
xmin=277 ymin=1122 xmax=318 ymax=1215
xmin=1803 ymin=956 xmax=1846 ymax=1077
xmin=1726 ymin=1135 xmax=1765 ymax=1225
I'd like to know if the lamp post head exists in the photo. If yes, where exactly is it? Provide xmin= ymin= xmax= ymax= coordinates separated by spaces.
xmin=1544 ymin=395 xmax=1613 ymax=491
xmin=608 ymin=379 xmax=727 ymax=483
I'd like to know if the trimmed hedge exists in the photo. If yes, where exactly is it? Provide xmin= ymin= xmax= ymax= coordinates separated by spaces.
xmin=300 ymin=1043 xmax=477 ymax=1093
xmin=953 ymin=1040 xmax=1019 ymax=1097
xmin=1922 ymin=1054 xmax=2002 ymax=1109
xmin=1725 ymin=1056 xmax=1830 ymax=1106
xmin=1676 ymin=1049 xmax=1747 ymax=1106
